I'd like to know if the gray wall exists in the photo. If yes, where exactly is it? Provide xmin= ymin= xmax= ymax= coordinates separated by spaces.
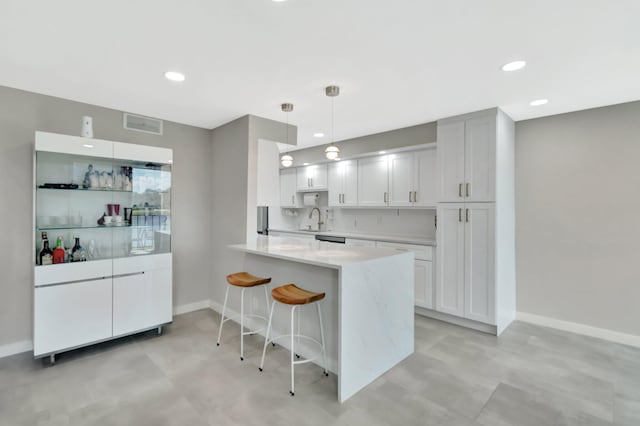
xmin=0 ymin=85 xmax=212 ymax=348
xmin=286 ymin=122 xmax=436 ymax=166
xmin=515 ymin=100 xmax=640 ymax=335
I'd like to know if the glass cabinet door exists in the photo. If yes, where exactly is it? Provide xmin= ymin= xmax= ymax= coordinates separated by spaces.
xmin=35 ymin=151 xmax=171 ymax=266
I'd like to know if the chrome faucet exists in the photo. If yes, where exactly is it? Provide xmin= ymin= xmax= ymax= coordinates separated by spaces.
xmin=309 ymin=207 xmax=324 ymax=231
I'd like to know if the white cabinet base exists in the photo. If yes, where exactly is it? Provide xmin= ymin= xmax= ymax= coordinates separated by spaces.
xmin=415 ymin=306 xmax=497 ymax=335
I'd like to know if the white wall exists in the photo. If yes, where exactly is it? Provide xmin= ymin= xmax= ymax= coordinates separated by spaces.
xmin=515 ymin=100 xmax=640 ymax=336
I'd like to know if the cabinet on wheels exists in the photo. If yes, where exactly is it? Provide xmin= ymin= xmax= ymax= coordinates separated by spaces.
xmin=33 ymin=131 xmax=173 ymax=361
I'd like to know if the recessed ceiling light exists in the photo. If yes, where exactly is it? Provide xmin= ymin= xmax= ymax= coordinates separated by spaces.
xmin=303 ymin=162 xmax=309 ymax=166
xmin=164 ymin=71 xmax=185 ymax=82
xmin=529 ymin=98 xmax=549 ymax=106
xmin=378 ymin=151 xmax=386 ymax=154
xmin=502 ymin=60 xmax=527 ymax=72
xmin=313 ymin=132 xmax=325 ymax=138
xmin=83 ymin=144 xmax=94 ymax=148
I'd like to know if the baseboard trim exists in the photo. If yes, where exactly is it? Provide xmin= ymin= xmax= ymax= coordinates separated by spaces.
xmin=415 ymin=306 xmax=497 ymax=335
xmin=0 ymin=340 xmax=33 ymax=359
xmin=173 ymin=299 xmax=211 ymax=315
xmin=516 ymin=311 xmax=640 ymax=349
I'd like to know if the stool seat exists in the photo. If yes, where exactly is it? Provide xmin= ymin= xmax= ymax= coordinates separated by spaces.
xmin=272 ymin=284 xmax=325 ymax=305
xmin=226 ymin=272 xmax=271 ymax=287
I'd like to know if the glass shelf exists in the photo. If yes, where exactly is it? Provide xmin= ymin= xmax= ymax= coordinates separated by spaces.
xmin=36 ymin=224 xmax=153 ymax=231
xmin=37 ymin=187 xmax=134 ymax=193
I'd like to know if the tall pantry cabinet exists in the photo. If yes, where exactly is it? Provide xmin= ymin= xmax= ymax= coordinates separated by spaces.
xmin=435 ymin=109 xmax=515 ymax=334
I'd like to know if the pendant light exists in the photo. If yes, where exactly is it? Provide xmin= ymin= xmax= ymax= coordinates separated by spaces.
xmin=325 ymin=85 xmax=340 ymax=160
xmin=280 ymin=102 xmax=294 ymax=167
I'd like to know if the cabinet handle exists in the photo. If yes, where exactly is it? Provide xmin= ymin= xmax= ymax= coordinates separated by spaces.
xmin=459 ymin=183 xmax=463 ymax=198
xmin=292 ymin=195 xmax=294 ymax=205
xmin=413 ymin=191 xmax=418 ymax=203
xmin=384 ymin=192 xmax=388 ymax=203
xmin=466 ymin=183 xmax=470 ymax=197
xmin=340 ymin=194 xmax=343 ymax=204
xmin=458 ymin=208 xmax=462 ymax=222
xmin=311 ymin=178 xmax=313 ymax=187
xmin=409 ymin=191 xmax=412 ymax=203
xmin=466 ymin=208 xmax=469 ymax=222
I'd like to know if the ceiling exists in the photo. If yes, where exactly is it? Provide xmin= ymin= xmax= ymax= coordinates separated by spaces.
xmin=1 ymin=1 xmax=638 ymax=150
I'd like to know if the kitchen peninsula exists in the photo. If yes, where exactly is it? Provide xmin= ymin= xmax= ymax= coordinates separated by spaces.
xmin=229 ymin=235 xmax=414 ymax=402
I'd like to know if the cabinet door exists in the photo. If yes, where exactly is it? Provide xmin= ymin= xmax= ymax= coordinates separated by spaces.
xmin=464 ymin=116 xmax=496 ymax=202
xmin=327 ymin=162 xmax=343 ymax=206
xmin=280 ymin=168 xmax=297 ymax=207
xmin=34 ymin=278 xmax=112 ymax=356
xmin=414 ymin=260 xmax=433 ymax=309
xmin=312 ymin=164 xmax=328 ymax=189
xmin=435 ymin=204 xmax=465 ymax=317
xmin=437 ymin=121 xmax=466 ymax=202
xmin=414 ymin=149 xmax=437 ymax=207
xmin=464 ymin=204 xmax=495 ymax=324
xmin=357 ymin=156 xmax=389 ymax=206
xmin=297 ymin=166 xmax=310 ymax=190
xmin=342 ymin=160 xmax=358 ymax=206
xmin=388 ymin=153 xmax=414 ymax=207
xmin=113 ymin=268 xmax=172 ymax=336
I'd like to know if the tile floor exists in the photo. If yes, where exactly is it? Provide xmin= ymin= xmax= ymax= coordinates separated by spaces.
xmin=1 ymin=310 xmax=639 ymax=425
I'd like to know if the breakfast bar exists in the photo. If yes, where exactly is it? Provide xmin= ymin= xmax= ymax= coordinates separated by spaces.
xmin=229 ymin=235 xmax=414 ymax=402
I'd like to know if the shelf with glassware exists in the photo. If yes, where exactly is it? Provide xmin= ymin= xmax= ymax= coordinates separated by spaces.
xmin=33 ymin=131 xmax=173 ymax=362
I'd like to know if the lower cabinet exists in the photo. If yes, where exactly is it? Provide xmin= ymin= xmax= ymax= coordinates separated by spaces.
xmin=113 ymin=268 xmax=172 ymax=337
xmin=375 ymin=241 xmax=434 ymax=310
xmin=34 ymin=278 xmax=113 ymax=356
xmin=33 ymin=253 xmax=172 ymax=357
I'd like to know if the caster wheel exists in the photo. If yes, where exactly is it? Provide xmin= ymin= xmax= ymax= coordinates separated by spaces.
xmin=216 ymin=343 xmax=220 ymax=346
xmin=272 ymin=342 xmax=276 ymax=347
xmin=240 ymin=357 xmax=244 ymax=361
xmin=295 ymin=354 xmax=300 ymax=359
xmin=258 ymin=367 xmax=263 ymax=372
xmin=289 ymin=391 xmax=295 ymax=397
xmin=324 ymin=372 xmax=329 ymax=377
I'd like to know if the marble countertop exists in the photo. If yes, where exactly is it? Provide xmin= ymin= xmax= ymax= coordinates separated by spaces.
xmin=268 ymin=228 xmax=436 ymax=246
xmin=229 ymin=236 xmax=411 ymax=270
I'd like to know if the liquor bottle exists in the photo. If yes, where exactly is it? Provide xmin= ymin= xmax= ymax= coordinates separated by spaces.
xmin=39 ymin=233 xmax=53 ymax=266
xmin=71 ymin=236 xmax=87 ymax=262
xmin=53 ymin=236 xmax=66 ymax=264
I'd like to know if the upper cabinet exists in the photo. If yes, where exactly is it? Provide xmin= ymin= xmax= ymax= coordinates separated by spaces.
xmin=328 ymin=160 xmax=358 ymax=206
xmin=437 ymin=113 xmax=496 ymax=202
xmin=297 ymin=164 xmax=327 ymax=191
xmin=280 ymin=168 xmax=298 ymax=208
xmin=357 ymin=156 xmax=389 ymax=206
xmin=388 ymin=149 xmax=437 ymax=207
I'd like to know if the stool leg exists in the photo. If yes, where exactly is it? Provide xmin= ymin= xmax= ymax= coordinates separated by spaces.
xmin=290 ymin=305 xmax=297 ymax=396
xmin=259 ymin=300 xmax=276 ymax=372
xmin=240 ymin=287 xmax=246 ymax=361
xmin=263 ymin=285 xmax=270 ymax=320
xmin=317 ymin=302 xmax=329 ymax=376
xmin=295 ymin=308 xmax=301 ymax=359
xmin=216 ymin=286 xmax=230 ymax=346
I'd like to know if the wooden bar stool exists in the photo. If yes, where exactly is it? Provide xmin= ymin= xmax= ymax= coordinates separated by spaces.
xmin=217 ymin=272 xmax=271 ymax=361
xmin=259 ymin=283 xmax=328 ymax=396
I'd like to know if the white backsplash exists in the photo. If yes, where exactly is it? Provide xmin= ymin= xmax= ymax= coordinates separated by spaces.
xmin=271 ymin=192 xmax=436 ymax=239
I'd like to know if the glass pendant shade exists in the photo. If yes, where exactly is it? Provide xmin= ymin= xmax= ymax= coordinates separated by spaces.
xmin=281 ymin=153 xmax=293 ymax=167
xmin=325 ymin=144 xmax=340 ymax=160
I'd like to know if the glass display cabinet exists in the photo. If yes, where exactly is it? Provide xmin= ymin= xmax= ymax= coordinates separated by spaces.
xmin=33 ymin=131 xmax=173 ymax=362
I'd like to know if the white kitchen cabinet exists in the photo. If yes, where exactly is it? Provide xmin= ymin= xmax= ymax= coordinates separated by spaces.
xmin=357 ymin=156 xmax=389 ymax=206
xmin=388 ymin=153 xmax=414 ymax=207
xmin=34 ymin=132 xmax=174 ymax=360
xmin=34 ymin=278 xmax=113 ymax=356
xmin=269 ymin=231 xmax=315 ymax=240
xmin=297 ymin=164 xmax=328 ymax=191
xmin=436 ymin=203 xmax=495 ymax=324
xmin=414 ymin=260 xmax=434 ymax=309
xmin=375 ymin=241 xmax=434 ymax=309
xmin=280 ymin=168 xmax=299 ymax=207
xmin=113 ymin=267 xmax=172 ymax=337
xmin=328 ymin=160 xmax=358 ymax=206
xmin=437 ymin=113 xmax=495 ymax=203
xmin=388 ymin=149 xmax=437 ymax=208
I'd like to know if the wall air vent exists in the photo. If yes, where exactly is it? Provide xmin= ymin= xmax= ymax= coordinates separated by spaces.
xmin=123 ymin=113 xmax=163 ymax=135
